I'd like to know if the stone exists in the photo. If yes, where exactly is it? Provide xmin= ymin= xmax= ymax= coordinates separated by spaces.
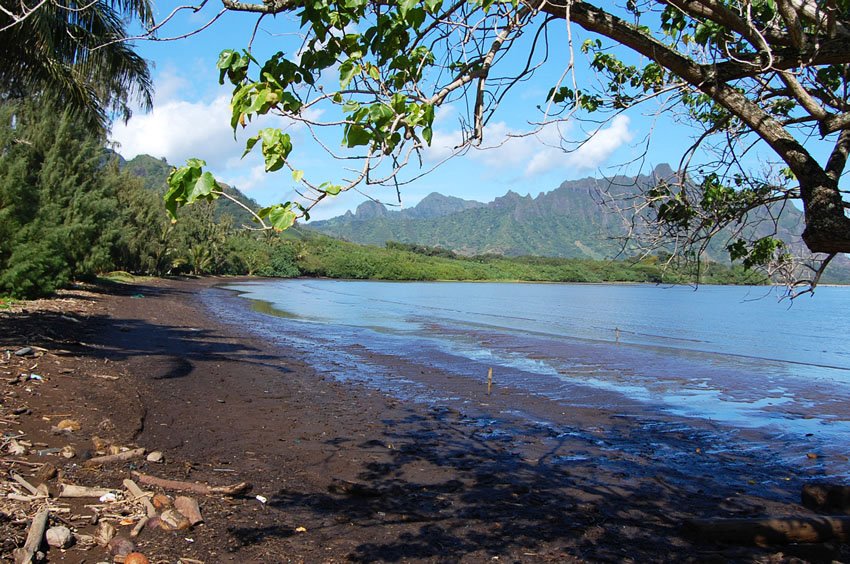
xmin=158 ymin=509 xmax=191 ymax=531
xmin=7 ymin=439 xmax=27 ymax=455
xmin=56 ymin=419 xmax=81 ymax=432
xmin=14 ymin=347 xmax=33 ymax=357
xmin=151 ymin=493 xmax=172 ymax=510
xmin=34 ymin=462 xmax=57 ymax=484
xmin=124 ymin=553 xmax=150 ymax=564
xmin=94 ymin=521 xmax=116 ymax=546
xmin=46 ymin=526 xmax=74 ymax=548
xmin=145 ymin=451 xmax=164 ymax=463
xmin=61 ymin=445 xmax=76 ymax=459
xmin=107 ymin=536 xmax=134 ymax=558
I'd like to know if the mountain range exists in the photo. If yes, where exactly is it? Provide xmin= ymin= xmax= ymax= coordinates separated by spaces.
xmin=311 ymin=164 xmax=806 ymax=262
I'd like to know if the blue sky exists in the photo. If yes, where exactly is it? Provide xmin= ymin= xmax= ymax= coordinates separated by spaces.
xmin=109 ymin=2 xmax=753 ymax=220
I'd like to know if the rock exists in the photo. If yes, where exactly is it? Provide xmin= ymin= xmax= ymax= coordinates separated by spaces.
xmin=174 ymin=496 xmax=203 ymax=526
xmin=158 ymin=509 xmax=191 ymax=531
xmin=151 ymin=493 xmax=172 ymax=510
xmin=145 ymin=451 xmax=164 ymax=463
xmin=7 ymin=438 xmax=27 ymax=455
xmin=61 ymin=445 xmax=76 ymax=459
xmin=107 ymin=536 xmax=134 ymax=558
xmin=94 ymin=521 xmax=116 ymax=546
xmin=46 ymin=526 xmax=74 ymax=548
xmin=14 ymin=347 xmax=33 ymax=357
xmin=124 ymin=553 xmax=150 ymax=564
xmin=56 ymin=419 xmax=81 ymax=432
xmin=91 ymin=436 xmax=109 ymax=452
xmin=34 ymin=462 xmax=57 ymax=484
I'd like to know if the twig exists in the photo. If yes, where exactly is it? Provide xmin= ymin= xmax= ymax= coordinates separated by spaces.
xmin=84 ymin=447 xmax=145 ymax=467
xmin=123 ymin=479 xmax=157 ymax=517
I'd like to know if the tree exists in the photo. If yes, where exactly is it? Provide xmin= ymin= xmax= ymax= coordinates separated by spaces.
xmin=163 ymin=0 xmax=850 ymax=292
xmin=0 ymin=0 xmax=154 ymax=130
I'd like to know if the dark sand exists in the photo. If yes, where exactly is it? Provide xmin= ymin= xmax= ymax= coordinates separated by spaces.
xmin=0 ymin=278 xmax=846 ymax=563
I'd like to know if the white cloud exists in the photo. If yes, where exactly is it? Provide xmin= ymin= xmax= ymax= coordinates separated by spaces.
xmin=111 ymin=95 xmax=238 ymax=166
xmin=426 ymin=114 xmax=633 ymax=177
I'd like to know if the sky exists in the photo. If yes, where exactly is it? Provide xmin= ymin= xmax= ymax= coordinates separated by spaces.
xmin=109 ymin=1 xmax=740 ymax=220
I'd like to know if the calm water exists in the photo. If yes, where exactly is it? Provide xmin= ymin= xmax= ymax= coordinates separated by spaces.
xmin=206 ymin=280 xmax=850 ymax=473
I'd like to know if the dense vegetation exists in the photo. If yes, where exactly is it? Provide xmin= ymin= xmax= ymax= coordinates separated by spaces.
xmin=0 ymin=101 xmax=767 ymax=298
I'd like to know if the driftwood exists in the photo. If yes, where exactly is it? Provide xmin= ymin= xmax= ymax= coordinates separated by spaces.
xmin=174 ymin=496 xmax=204 ymax=525
xmin=13 ymin=506 xmax=49 ymax=564
xmin=684 ymin=515 xmax=850 ymax=545
xmin=123 ymin=479 xmax=157 ymax=517
xmin=131 ymin=471 xmax=251 ymax=496
xmin=6 ymin=493 xmax=47 ymax=502
xmin=130 ymin=517 xmax=148 ymax=538
xmin=802 ymin=483 xmax=850 ymax=513
xmin=83 ymin=448 xmax=145 ymax=467
xmin=11 ymin=473 xmax=41 ymax=496
xmin=59 ymin=484 xmax=117 ymax=498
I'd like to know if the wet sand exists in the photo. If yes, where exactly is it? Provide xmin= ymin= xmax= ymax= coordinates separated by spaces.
xmin=1 ymin=277 xmax=846 ymax=562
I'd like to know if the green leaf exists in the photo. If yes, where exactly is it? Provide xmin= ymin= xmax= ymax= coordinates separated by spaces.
xmin=187 ymin=171 xmax=217 ymax=203
xmin=292 ymin=169 xmax=304 ymax=183
xmin=268 ymin=205 xmax=297 ymax=231
xmin=422 ymin=126 xmax=433 ymax=145
xmin=345 ymin=124 xmax=372 ymax=147
xmin=339 ymin=60 xmax=358 ymax=88
xmin=319 ymin=182 xmax=342 ymax=195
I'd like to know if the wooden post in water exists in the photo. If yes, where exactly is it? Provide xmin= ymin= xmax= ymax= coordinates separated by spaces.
xmin=487 ymin=368 xmax=493 ymax=396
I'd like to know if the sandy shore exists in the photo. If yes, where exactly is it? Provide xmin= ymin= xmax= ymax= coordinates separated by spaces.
xmin=0 ymin=277 xmax=846 ymax=563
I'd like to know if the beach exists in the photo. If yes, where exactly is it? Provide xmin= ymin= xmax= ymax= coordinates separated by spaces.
xmin=0 ymin=277 xmax=846 ymax=562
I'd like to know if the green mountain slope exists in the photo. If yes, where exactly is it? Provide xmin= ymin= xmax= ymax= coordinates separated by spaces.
xmin=313 ymin=165 xmax=676 ymax=258
xmin=121 ymin=154 xmax=260 ymax=225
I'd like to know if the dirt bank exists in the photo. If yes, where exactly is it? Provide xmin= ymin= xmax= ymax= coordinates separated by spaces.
xmin=0 ymin=278 xmax=846 ymax=563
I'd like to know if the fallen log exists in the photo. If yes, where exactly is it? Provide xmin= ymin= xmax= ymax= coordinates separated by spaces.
xmin=802 ymin=483 xmax=850 ymax=513
xmin=131 ymin=471 xmax=251 ymax=496
xmin=13 ymin=506 xmax=49 ymax=564
xmin=684 ymin=515 xmax=850 ymax=545
xmin=123 ymin=479 xmax=157 ymax=517
xmin=83 ymin=448 xmax=145 ymax=467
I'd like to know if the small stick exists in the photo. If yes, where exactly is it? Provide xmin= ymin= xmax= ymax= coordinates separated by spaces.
xmin=83 ymin=447 xmax=145 ymax=467
xmin=12 ymin=506 xmax=49 ymax=564
xmin=130 ymin=516 xmax=149 ymax=538
xmin=123 ymin=479 xmax=157 ymax=517
xmin=7 ymin=493 xmax=47 ymax=502
xmin=11 ymin=473 xmax=41 ymax=496
xmin=487 ymin=367 xmax=493 ymax=396
xmin=132 ymin=471 xmax=251 ymax=496
xmin=0 ymin=459 xmax=43 ymax=467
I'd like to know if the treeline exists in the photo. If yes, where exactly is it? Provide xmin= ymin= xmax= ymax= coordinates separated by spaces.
xmin=299 ymin=238 xmax=767 ymax=285
xmin=0 ymin=101 xmax=299 ymax=298
xmin=0 ymin=101 xmax=765 ymax=299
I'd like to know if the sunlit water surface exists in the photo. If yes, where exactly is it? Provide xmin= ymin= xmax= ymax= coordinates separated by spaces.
xmin=203 ymin=280 xmax=850 ymax=476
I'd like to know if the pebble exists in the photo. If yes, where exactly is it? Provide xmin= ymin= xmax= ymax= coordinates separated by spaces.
xmin=56 ymin=419 xmax=81 ymax=432
xmin=107 ymin=536 xmax=135 ymax=557
xmin=158 ymin=509 xmax=191 ymax=531
xmin=124 ymin=553 xmax=150 ymax=564
xmin=46 ymin=526 xmax=74 ymax=548
xmin=14 ymin=347 xmax=33 ymax=357
xmin=61 ymin=445 xmax=76 ymax=459
xmin=94 ymin=521 xmax=115 ymax=546
xmin=146 ymin=451 xmax=164 ymax=463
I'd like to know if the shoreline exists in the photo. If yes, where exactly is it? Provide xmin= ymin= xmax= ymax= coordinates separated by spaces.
xmin=1 ymin=277 xmax=846 ymax=562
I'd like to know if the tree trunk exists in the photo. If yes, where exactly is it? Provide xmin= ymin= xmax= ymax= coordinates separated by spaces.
xmin=799 ymin=175 xmax=850 ymax=254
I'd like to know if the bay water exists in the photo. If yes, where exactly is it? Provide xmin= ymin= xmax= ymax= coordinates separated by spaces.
xmin=204 ymin=280 xmax=850 ymax=476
